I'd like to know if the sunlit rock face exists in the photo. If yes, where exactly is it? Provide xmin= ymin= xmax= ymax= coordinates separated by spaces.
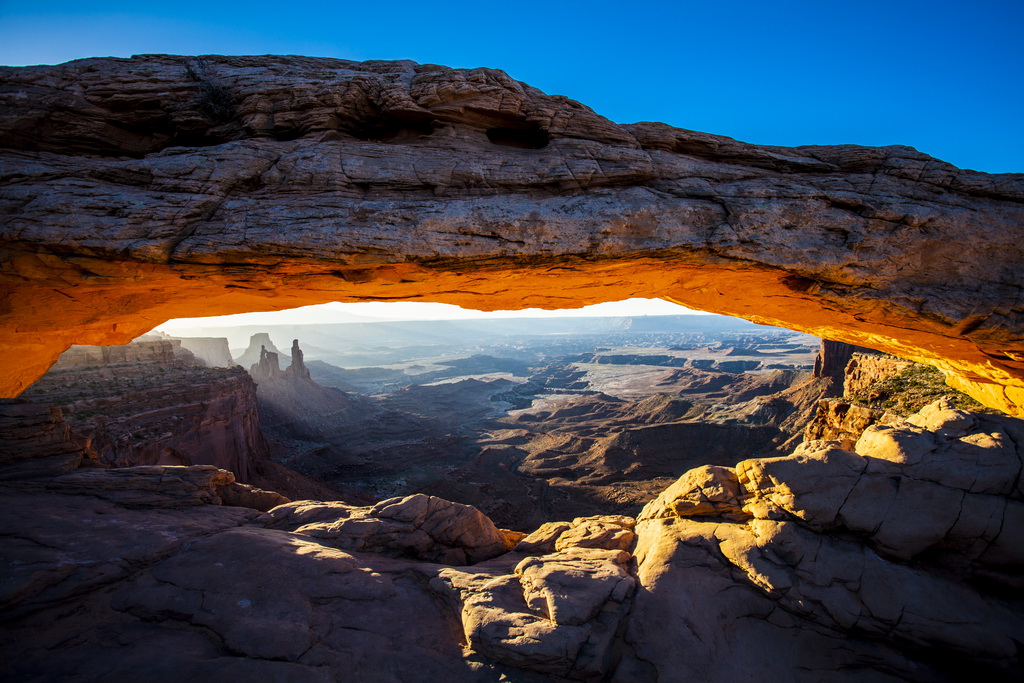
xmin=1 ymin=55 xmax=1022 ymax=413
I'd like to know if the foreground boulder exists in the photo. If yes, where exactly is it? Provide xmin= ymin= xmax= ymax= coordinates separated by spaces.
xmin=433 ymin=515 xmax=638 ymax=679
xmin=264 ymin=493 xmax=518 ymax=565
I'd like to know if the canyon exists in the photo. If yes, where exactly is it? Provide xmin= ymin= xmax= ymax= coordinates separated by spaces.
xmin=0 ymin=55 xmax=1022 ymax=682
xmin=247 ymin=317 xmax=824 ymax=528
xmin=2 ymin=340 xmax=1021 ymax=681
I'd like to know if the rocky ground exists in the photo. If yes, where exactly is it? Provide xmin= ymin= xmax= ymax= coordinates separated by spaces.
xmin=10 ymin=333 xmax=1017 ymax=680
xmin=2 ymin=395 xmax=1021 ymax=681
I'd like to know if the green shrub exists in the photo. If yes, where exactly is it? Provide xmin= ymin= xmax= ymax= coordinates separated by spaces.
xmin=847 ymin=363 xmax=991 ymax=416
xmin=184 ymin=58 xmax=235 ymax=121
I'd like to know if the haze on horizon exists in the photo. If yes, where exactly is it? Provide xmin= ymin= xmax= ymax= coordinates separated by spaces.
xmin=154 ymin=298 xmax=707 ymax=332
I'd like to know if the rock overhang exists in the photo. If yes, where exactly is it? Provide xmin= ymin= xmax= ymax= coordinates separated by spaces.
xmin=1 ymin=54 xmax=1022 ymax=414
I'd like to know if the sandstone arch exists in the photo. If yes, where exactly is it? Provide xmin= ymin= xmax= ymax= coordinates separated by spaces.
xmin=1 ymin=55 xmax=1022 ymax=414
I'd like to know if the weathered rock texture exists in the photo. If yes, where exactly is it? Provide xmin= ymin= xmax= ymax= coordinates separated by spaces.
xmin=4 ymin=399 xmax=1022 ymax=681
xmin=1 ymin=56 xmax=1023 ymax=414
xmin=0 ymin=401 xmax=95 ymax=480
xmin=52 ymin=339 xmax=186 ymax=368
xmin=264 ymin=493 xmax=517 ymax=565
xmin=625 ymin=399 xmax=1024 ymax=680
xmin=18 ymin=338 xmax=345 ymax=501
xmin=803 ymin=398 xmax=889 ymax=450
xmin=844 ymin=353 xmax=917 ymax=400
xmin=24 ymin=340 xmax=272 ymax=480
xmin=813 ymin=339 xmax=877 ymax=396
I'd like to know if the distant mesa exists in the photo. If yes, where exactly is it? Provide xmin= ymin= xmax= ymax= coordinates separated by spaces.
xmin=140 ymin=332 xmax=236 ymax=368
xmin=172 ymin=337 xmax=237 ymax=368
xmin=237 ymin=333 xmax=290 ymax=370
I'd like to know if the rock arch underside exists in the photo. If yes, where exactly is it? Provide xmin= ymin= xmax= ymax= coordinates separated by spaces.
xmin=1 ymin=54 xmax=1022 ymax=416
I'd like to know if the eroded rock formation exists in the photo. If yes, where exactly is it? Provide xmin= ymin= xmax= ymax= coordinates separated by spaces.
xmin=237 ymin=333 xmax=287 ymax=370
xmin=24 ymin=340 xmax=272 ymax=480
xmin=18 ymin=338 xmax=344 ymax=501
xmin=623 ymin=400 xmax=1024 ymax=680
xmin=1 ymin=56 xmax=1022 ymax=414
xmin=3 ymin=397 xmax=1022 ymax=681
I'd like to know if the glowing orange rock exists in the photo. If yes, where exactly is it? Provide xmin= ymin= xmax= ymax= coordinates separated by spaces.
xmin=1 ymin=56 xmax=1021 ymax=414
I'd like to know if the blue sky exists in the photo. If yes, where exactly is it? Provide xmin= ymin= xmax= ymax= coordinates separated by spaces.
xmin=3 ymin=1 xmax=1020 ymax=324
xmin=2 ymin=0 xmax=1021 ymax=173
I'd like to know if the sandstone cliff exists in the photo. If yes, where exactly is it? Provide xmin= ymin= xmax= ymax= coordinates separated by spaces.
xmin=172 ymin=336 xmax=236 ymax=367
xmin=53 ymin=339 xmax=185 ymax=368
xmin=812 ymin=339 xmax=877 ymax=396
xmin=804 ymin=347 xmax=993 ymax=451
xmin=844 ymin=353 xmax=916 ymax=399
xmin=0 ymin=56 xmax=1022 ymax=415
xmin=25 ymin=344 xmax=269 ymax=479
xmin=21 ymin=338 xmax=340 ymax=500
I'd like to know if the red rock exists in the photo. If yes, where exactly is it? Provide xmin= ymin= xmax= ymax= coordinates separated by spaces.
xmin=0 ymin=56 xmax=1021 ymax=415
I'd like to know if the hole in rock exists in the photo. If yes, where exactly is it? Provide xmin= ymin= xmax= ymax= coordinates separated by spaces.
xmin=23 ymin=299 xmax=989 ymax=532
xmin=21 ymin=300 xmax=800 ymax=524
xmin=486 ymin=126 xmax=550 ymax=149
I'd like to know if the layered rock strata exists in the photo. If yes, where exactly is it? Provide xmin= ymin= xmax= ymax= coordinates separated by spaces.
xmin=17 ymin=338 xmax=343 ymax=500
xmin=52 ymin=340 xmax=185 ymax=368
xmin=25 ymin=343 xmax=272 ymax=481
xmin=812 ymin=339 xmax=878 ymax=396
xmin=0 ymin=401 xmax=95 ymax=480
xmin=0 ymin=56 xmax=1022 ymax=414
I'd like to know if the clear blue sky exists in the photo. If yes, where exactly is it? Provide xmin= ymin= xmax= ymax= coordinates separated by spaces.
xmin=1 ymin=0 xmax=1021 ymax=173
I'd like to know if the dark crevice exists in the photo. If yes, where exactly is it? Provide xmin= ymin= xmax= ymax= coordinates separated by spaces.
xmin=486 ymin=126 xmax=550 ymax=150
xmin=342 ymin=115 xmax=436 ymax=143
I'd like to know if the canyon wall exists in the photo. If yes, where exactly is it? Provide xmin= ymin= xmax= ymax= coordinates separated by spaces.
xmin=23 ymin=341 xmax=272 ymax=482
xmin=84 ymin=372 xmax=269 ymax=480
xmin=53 ymin=340 xmax=184 ymax=368
xmin=0 ymin=56 xmax=1022 ymax=415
